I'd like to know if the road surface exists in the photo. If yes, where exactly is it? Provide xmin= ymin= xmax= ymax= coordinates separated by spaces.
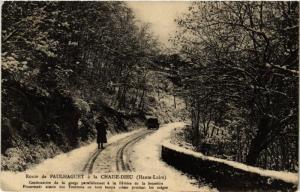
xmin=1 ymin=123 xmax=215 ymax=191
xmin=82 ymin=129 xmax=154 ymax=174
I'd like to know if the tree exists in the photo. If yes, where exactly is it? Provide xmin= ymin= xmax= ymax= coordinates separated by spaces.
xmin=2 ymin=1 xmax=159 ymax=110
xmin=1 ymin=1 xmax=161 ymax=168
xmin=173 ymin=2 xmax=298 ymax=170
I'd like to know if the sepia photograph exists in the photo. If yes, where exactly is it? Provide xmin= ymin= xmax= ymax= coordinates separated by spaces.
xmin=1 ymin=1 xmax=299 ymax=191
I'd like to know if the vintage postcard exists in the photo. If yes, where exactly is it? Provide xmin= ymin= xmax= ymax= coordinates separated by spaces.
xmin=1 ymin=1 xmax=298 ymax=191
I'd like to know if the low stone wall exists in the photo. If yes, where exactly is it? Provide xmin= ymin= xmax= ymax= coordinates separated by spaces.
xmin=161 ymin=144 xmax=297 ymax=191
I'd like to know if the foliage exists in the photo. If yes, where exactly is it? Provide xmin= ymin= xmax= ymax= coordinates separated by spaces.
xmin=2 ymin=1 xmax=159 ymax=108
xmin=1 ymin=1 xmax=161 ymax=171
xmin=173 ymin=1 xmax=298 ymax=171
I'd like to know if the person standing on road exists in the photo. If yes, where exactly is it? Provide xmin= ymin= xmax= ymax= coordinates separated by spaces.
xmin=96 ymin=116 xmax=108 ymax=149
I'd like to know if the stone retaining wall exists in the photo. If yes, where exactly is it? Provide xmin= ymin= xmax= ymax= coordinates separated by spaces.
xmin=161 ymin=144 xmax=297 ymax=191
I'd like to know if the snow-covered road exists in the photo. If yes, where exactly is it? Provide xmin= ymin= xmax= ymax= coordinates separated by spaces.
xmin=1 ymin=122 xmax=217 ymax=192
xmin=131 ymin=122 xmax=216 ymax=192
xmin=83 ymin=129 xmax=154 ymax=173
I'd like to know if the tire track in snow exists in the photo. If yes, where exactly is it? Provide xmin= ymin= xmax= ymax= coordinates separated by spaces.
xmin=82 ymin=147 xmax=105 ymax=174
xmin=116 ymin=130 xmax=153 ymax=171
xmin=83 ymin=129 xmax=153 ymax=173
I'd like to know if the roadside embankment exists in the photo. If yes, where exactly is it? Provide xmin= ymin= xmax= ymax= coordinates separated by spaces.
xmin=161 ymin=141 xmax=298 ymax=191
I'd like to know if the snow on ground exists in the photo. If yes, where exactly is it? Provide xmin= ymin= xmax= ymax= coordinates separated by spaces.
xmin=162 ymin=141 xmax=298 ymax=185
xmin=132 ymin=122 xmax=218 ymax=192
xmin=1 ymin=129 xmax=142 ymax=191
xmin=170 ymin=125 xmax=194 ymax=150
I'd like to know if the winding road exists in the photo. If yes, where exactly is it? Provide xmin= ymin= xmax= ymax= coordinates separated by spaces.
xmin=82 ymin=129 xmax=154 ymax=174
xmin=1 ymin=123 xmax=208 ymax=192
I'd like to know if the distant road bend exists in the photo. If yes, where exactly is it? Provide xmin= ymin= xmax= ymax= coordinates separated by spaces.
xmin=83 ymin=129 xmax=153 ymax=174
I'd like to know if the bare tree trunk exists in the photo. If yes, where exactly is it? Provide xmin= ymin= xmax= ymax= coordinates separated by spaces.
xmin=246 ymin=115 xmax=275 ymax=165
xmin=138 ymin=89 xmax=145 ymax=111
xmin=173 ymin=95 xmax=176 ymax=109
xmin=132 ymin=88 xmax=139 ymax=110
xmin=192 ymin=101 xmax=201 ymax=146
xmin=210 ymin=126 xmax=215 ymax=137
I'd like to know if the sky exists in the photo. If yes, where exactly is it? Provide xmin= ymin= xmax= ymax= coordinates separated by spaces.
xmin=127 ymin=2 xmax=190 ymax=48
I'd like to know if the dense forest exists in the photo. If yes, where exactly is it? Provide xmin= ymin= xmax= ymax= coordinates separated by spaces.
xmin=1 ymin=1 xmax=185 ymax=171
xmin=1 ymin=1 xmax=298 ymax=173
xmin=171 ymin=2 xmax=298 ymax=171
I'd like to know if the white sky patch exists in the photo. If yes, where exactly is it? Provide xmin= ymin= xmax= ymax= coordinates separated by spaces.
xmin=127 ymin=2 xmax=190 ymax=48
xmin=131 ymin=122 xmax=217 ymax=192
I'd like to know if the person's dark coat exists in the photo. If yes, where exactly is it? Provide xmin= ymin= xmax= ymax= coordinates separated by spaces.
xmin=96 ymin=118 xmax=108 ymax=144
